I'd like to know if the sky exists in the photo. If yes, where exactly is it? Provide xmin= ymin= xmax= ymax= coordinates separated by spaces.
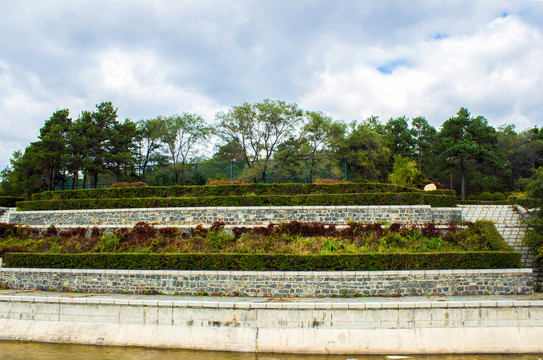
xmin=1 ymin=0 xmax=543 ymax=170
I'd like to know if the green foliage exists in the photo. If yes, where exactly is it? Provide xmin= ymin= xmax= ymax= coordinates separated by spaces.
xmin=32 ymin=183 xmax=420 ymax=201
xmin=0 ymin=196 xmax=23 ymax=207
xmin=411 ymin=116 xmax=437 ymax=173
xmin=462 ymin=192 xmax=507 ymax=204
xmin=522 ymin=167 xmax=543 ymax=267
xmin=217 ymin=100 xmax=304 ymax=182
xmin=458 ymin=220 xmax=512 ymax=251
xmin=3 ymin=100 xmax=541 ymax=203
xmin=3 ymin=251 xmax=520 ymax=271
xmin=388 ymin=155 xmax=423 ymax=188
xmin=436 ymin=107 xmax=501 ymax=200
xmin=18 ymin=192 xmax=457 ymax=210
xmin=98 ymin=234 xmax=120 ymax=252
xmin=526 ymin=167 xmax=543 ymax=199
xmin=340 ymin=121 xmax=391 ymax=182
xmin=2 ymin=220 xmax=511 ymax=258
xmin=384 ymin=116 xmax=415 ymax=159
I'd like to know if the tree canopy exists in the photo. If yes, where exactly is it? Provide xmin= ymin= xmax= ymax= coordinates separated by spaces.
xmin=1 ymin=101 xmax=541 ymax=200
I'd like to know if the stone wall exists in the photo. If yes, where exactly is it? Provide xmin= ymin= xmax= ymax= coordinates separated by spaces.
xmin=460 ymin=205 xmax=541 ymax=285
xmin=6 ymin=205 xmax=461 ymax=227
xmin=0 ymin=268 xmax=533 ymax=297
xmin=2 ymin=204 xmax=541 ymax=286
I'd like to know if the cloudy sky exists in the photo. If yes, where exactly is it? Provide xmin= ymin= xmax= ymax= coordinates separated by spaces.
xmin=1 ymin=0 xmax=543 ymax=170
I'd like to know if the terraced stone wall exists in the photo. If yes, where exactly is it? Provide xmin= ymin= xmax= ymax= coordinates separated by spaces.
xmin=0 ymin=268 xmax=534 ymax=297
xmin=6 ymin=205 xmax=460 ymax=227
xmin=460 ymin=205 xmax=541 ymax=285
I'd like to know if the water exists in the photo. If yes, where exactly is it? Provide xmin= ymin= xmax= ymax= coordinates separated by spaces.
xmin=0 ymin=341 xmax=541 ymax=360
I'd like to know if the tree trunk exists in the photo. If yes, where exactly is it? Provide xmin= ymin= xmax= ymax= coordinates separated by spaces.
xmin=460 ymin=157 xmax=465 ymax=200
xmin=93 ymin=171 xmax=99 ymax=188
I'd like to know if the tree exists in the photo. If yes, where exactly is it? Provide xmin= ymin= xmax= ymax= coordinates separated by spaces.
xmin=64 ymin=101 xmax=132 ymax=188
xmin=136 ymin=117 xmax=167 ymax=175
xmin=436 ymin=107 xmax=500 ymax=200
xmin=212 ymin=140 xmax=246 ymax=163
xmin=498 ymin=126 xmax=543 ymax=189
xmin=217 ymin=99 xmax=304 ymax=182
xmin=411 ymin=116 xmax=436 ymax=172
xmin=105 ymin=119 xmax=138 ymax=181
xmin=301 ymin=111 xmax=346 ymax=182
xmin=36 ymin=109 xmax=72 ymax=190
xmin=523 ymin=167 xmax=543 ymax=268
xmin=5 ymin=110 xmax=72 ymax=195
xmin=160 ymin=113 xmax=213 ymax=183
xmin=388 ymin=155 xmax=423 ymax=188
xmin=339 ymin=121 xmax=391 ymax=182
xmin=383 ymin=116 xmax=414 ymax=159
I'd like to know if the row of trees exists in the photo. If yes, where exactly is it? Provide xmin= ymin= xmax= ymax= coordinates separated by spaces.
xmin=1 ymin=100 xmax=542 ymax=200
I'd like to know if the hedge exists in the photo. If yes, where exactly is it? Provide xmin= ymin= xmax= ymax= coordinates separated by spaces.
xmin=17 ymin=193 xmax=458 ymax=210
xmin=0 ymin=196 xmax=24 ymax=207
xmin=458 ymin=200 xmax=509 ymax=205
xmin=510 ymin=197 xmax=541 ymax=210
xmin=3 ymin=251 xmax=520 ymax=271
xmin=31 ymin=183 xmax=422 ymax=201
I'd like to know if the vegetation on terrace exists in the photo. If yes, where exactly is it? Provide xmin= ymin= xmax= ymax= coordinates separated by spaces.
xmin=1 ymin=101 xmax=541 ymax=204
xmin=16 ymin=183 xmax=457 ymax=210
xmin=0 ymin=220 xmax=518 ymax=271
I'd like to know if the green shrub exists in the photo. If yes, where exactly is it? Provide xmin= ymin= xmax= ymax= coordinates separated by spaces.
xmin=0 ymin=196 xmax=24 ymax=207
xmin=98 ymin=234 xmax=120 ymax=252
xmin=460 ymin=220 xmax=512 ymax=251
xmin=3 ymin=251 xmax=521 ymax=271
xmin=19 ymin=192 xmax=457 ymax=211
xmin=31 ymin=183 xmax=419 ymax=201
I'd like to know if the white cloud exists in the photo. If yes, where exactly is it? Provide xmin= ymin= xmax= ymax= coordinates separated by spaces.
xmin=0 ymin=60 xmax=55 ymax=168
xmin=1 ymin=1 xmax=543 ymax=171
xmin=300 ymin=15 xmax=543 ymax=129
xmin=83 ymin=47 xmax=223 ymax=122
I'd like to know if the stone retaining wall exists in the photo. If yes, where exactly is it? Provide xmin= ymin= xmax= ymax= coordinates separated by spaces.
xmin=7 ymin=205 xmax=461 ymax=227
xmin=460 ymin=205 xmax=541 ymax=285
xmin=2 ymin=204 xmax=541 ymax=286
xmin=0 ymin=268 xmax=533 ymax=297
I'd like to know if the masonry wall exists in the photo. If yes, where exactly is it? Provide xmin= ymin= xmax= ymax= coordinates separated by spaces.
xmin=2 ymin=204 xmax=541 ymax=286
xmin=6 ymin=205 xmax=461 ymax=227
xmin=460 ymin=205 xmax=541 ymax=285
xmin=0 ymin=268 xmax=534 ymax=297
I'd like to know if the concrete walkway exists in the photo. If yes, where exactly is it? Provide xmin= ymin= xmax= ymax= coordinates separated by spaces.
xmin=1 ymin=289 xmax=542 ymax=309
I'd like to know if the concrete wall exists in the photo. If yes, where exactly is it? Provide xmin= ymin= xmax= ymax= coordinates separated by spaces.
xmin=1 ymin=293 xmax=542 ymax=353
xmin=0 ymin=268 xmax=534 ymax=297
xmin=0 ymin=207 xmax=9 ymax=223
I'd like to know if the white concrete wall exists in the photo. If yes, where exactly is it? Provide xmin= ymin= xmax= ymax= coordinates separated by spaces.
xmin=1 ymin=294 xmax=542 ymax=354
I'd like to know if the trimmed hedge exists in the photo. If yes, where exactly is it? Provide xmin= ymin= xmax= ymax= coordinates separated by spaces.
xmin=31 ymin=183 xmax=421 ymax=201
xmin=511 ymin=197 xmax=541 ymax=210
xmin=3 ymin=251 xmax=520 ymax=271
xmin=0 ymin=196 xmax=23 ymax=207
xmin=17 ymin=193 xmax=457 ymax=210
xmin=458 ymin=200 xmax=508 ymax=205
